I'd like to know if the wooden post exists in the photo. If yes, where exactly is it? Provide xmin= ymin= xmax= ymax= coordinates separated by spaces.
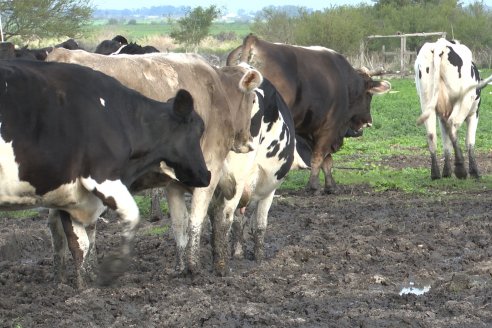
xmin=400 ymin=35 xmax=406 ymax=77
xmin=365 ymin=32 xmax=446 ymax=76
xmin=359 ymin=39 xmax=365 ymax=68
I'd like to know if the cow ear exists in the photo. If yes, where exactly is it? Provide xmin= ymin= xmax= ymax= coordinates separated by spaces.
xmin=239 ymin=67 xmax=263 ymax=92
xmin=369 ymin=80 xmax=391 ymax=95
xmin=172 ymin=89 xmax=194 ymax=118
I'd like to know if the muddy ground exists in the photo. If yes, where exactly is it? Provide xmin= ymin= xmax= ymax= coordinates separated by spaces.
xmin=1 ymin=155 xmax=491 ymax=328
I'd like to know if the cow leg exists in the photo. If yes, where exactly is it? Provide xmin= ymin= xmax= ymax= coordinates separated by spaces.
xmin=186 ymin=173 xmax=221 ymax=275
xmin=252 ymin=192 xmax=275 ymax=262
xmin=84 ymin=221 xmax=98 ymax=282
xmin=307 ymin=151 xmax=323 ymax=193
xmin=209 ymin=196 xmax=229 ymax=276
xmin=425 ymin=111 xmax=441 ymax=179
xmin=47 ymin=209 xmax=68 ymax=284
xmin=165 ymin=182 xmax=190 ymax=273
xmin=58 ymin=211 xmax=91 ymax=289
xmin=231 ymin=208 xmax=247 ymax=259
xmin=321 ymin=154 xmax=337 ymax=194
xmin=210 ymin=177 xmax=247 ymax=276
xmin=439 ymin=119 xmax=454 ymax=178
xmin=444 ymin=118 xmax=467 ymax=179
xmin=465 ymin=113 xmax=480 ymax=179
xmin=80 ymin=178 xmax=140 ymax=286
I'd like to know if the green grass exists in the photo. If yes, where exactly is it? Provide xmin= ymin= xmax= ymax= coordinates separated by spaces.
xmin=144 ymin=225 xmax=170 ymax=236
xmin=282 ymin=75 xmax=492 ymax=194
xmin=134 ymin=194 xmax=169 ymax=218
xmin=0 ymin=194 xmax=168 ymax=220
xmin=0 ymin=209 xmax=40 ymax=219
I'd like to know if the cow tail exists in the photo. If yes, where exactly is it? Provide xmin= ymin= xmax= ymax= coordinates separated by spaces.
xmin=417 ymin=43 xmax=442 ymax=125
xmin=477 ymin=74 xmax=492 ymax=90
xmin=291 ymin=135 xmax=312 ymax=170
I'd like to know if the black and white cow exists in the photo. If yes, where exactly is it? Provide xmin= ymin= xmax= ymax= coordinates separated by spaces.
xmin=415 ymin=38 xmax=492 ymax=179
xmin=0 ymin=59 xmax=210 ymax=288
xmin=94 ymin=35 xmax=129 ymax=55
xmin=111 ymin=42 xmax=160 ymax=55
xmin=209 ymin=78 xmax=309 ymax=275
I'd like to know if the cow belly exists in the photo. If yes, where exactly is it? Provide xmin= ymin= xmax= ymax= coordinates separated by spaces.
xmin=41 ymin=181 xmax=105 ymax=224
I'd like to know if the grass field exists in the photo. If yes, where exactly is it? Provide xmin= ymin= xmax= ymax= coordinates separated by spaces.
xmin=282 ymin=72 xmax=492 ymax=194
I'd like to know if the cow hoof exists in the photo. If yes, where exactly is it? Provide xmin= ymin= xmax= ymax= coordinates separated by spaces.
xmin=442 ymin=165 xmax=452 ymax=178
xmin=305 ymin=184 xmax=321 ymax=195
xmin=470 ymin=172 xmax=480 ymax=180
xmin=214 ymin=266 xmax=228 ymax=277
xmin=97 ymin=255 xmax=129 ymax=286
xmin=454 ymin=165 xmax=468 ymax=179
xmin=324 ymin=185 xmax=337 ymax=194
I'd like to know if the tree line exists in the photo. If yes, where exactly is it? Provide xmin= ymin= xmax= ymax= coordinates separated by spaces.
xmin=251 ymin=0 xmax=491 ymax=66
xmin=0 ymin=0 xmax=490 ymax=66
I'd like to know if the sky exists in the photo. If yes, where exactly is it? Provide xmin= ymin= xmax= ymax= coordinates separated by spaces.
xmin=91 ymin=0 xmax=491 ymax=13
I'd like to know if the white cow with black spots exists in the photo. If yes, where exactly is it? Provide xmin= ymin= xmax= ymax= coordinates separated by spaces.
xmin=415 ymin=38 xmax=492 ymax=179
xmin=209 ymin=78 xmax=309 ymax=275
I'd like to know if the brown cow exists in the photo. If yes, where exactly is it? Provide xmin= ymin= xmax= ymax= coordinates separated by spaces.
xmin=46 ymin=48 xmax=263 ymax=279
xmin=227 ymin=34 xmax=391 ymax=193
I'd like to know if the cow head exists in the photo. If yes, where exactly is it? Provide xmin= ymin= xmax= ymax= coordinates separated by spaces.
xmin=217 ymin=63 xmax=263 ymax=153
xmin=160 ymin=89 xmax=211 ymax=188
xmin=349 ymin=68 xmax=391 ymax=133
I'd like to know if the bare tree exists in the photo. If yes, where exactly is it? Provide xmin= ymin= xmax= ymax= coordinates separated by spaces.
xmin=0 ymin=0 xmax=92 ymax=42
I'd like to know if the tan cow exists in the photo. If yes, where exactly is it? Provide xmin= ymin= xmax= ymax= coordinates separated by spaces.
xmin=46 ymin=48 xmax=263 ymax=280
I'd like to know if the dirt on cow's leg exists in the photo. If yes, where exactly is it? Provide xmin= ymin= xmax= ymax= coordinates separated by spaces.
xmin=253 ymin=228 xmax=266 ymax=263
xmin=442 ymin=151 xmax=453 ymax=178
xmin=322 ymin=154 xmax=337 ymax=194
xmin=59 ymin=211 xmax=90 ymax=289
xmin=306 ymin=151 xmax=323 ymax=194
xmin=430 ymin=153 xmax=441 ymax=179
xmin=468 ymin=147 xmax=480 ymax=179
xmin=47 ymin=210 xmax=68 ymax=285
xmin=231 ymin=210 xmax=247 ymax=259
xmin=452 ymin=143 xmax=467 ymax=179
xmin=209 ymin=199 xmax=231 ymax=277
xmin=82 ymin=223 xmax=98 ymax=283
